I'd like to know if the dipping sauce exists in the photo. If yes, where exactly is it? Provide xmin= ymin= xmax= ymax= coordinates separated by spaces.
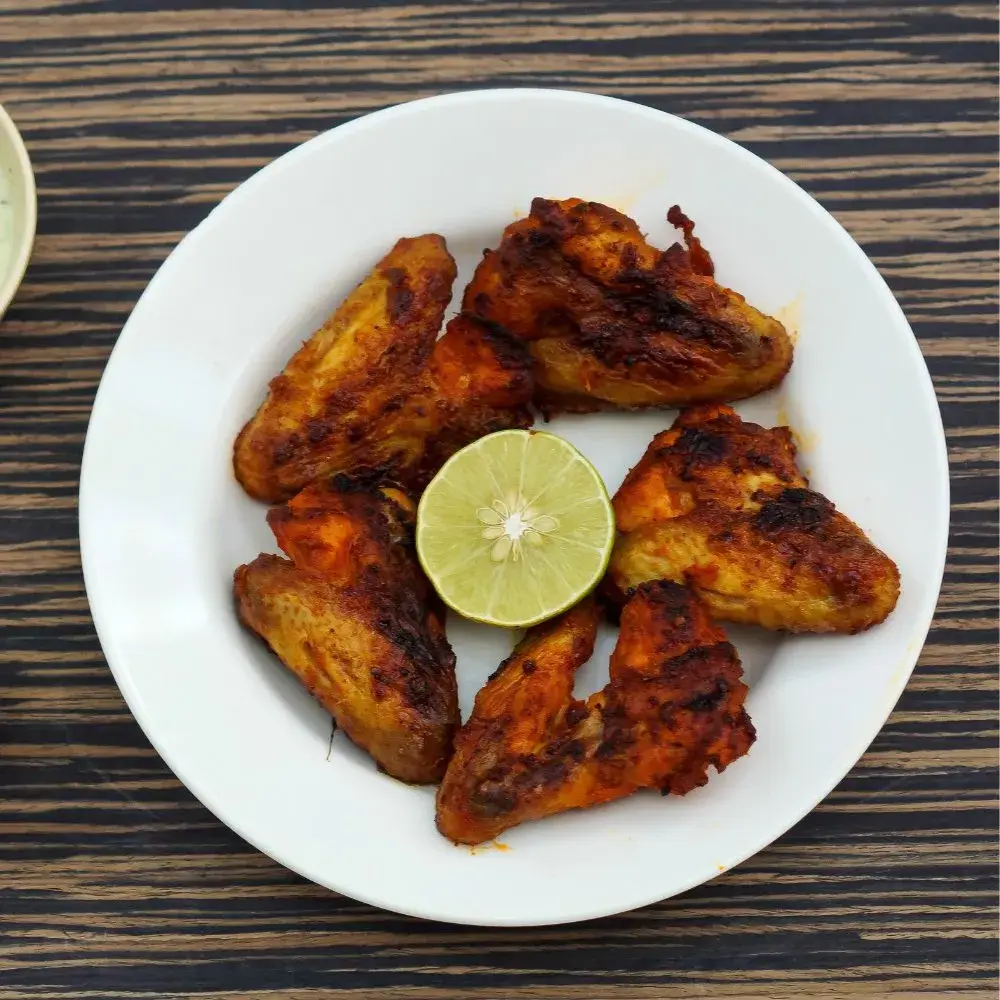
xmin=0 ymin=164 xmax=13 ymax=283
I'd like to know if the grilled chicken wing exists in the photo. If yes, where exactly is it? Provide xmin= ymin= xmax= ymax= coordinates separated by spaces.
xmin=608 ymin=405 xmax=900 ymax=633
xmin=436 ymin=583 xmax=755 ymax=844
xmin=234 ymin=234 xmax=457 ymax=502
xmin=234 ymin=475 xmax=459 ymax=783
xmin=463 ymin=198 xmax=793 ymax=416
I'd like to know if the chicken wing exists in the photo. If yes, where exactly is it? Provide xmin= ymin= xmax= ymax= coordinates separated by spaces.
xmin=436 ymin=583 xmax=755 ymax=844
xmin=235 ymin=301 xmax=534 ymax=500
xmin=234 ymin=234 xmax=457 ymax=503
xmin=608 ymin=404 xmax=901 ymax=633
xmin=463 ymin=198 xmax=793 ymax=416
xmin=234 ymin=475 xmax=459 ymax=783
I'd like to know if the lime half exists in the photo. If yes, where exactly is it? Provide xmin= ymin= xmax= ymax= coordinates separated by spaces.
xmin=416 ymin=430 xmax=614 ymax=628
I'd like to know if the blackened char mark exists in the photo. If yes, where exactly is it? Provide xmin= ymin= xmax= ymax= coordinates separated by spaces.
xmin=463 ymin=313 xmax=535 ymax=375
xmin=602 ymin=267 xmax=745 ymax=355
xmin=384 ymin=266 xmax=415 ymax=324
xmin=634 ymin=579 xmax=698 ymax=619
xmin=755 ymin=487 xmax=834 ymax=535
xmin=684 ymin=679 xmax=731 ymax=711
xmin=470 ymin=780 xmax=518 ymax=818
xmin=673 ymin=426 xmax=729 ymax=480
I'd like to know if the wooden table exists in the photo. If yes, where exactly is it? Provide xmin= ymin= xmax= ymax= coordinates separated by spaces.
xmin=1 ymin=3 xmax=996 ymax=997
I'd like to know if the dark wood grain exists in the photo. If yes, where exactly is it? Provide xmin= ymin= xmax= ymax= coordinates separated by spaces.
xmin=0 ymin=1 xmax=996 ymax=997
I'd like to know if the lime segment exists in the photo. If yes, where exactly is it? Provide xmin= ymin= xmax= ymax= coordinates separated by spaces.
xmin=416 ymin=430 xmax=614 ymax=628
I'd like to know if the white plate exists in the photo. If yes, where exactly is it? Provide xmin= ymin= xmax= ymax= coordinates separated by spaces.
xmin=79 ymin=89 xmax=949 ymax=926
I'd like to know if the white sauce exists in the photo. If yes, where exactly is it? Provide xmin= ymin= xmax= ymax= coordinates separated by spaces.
xmin=0 ymin=165 xmax=13 ymax=283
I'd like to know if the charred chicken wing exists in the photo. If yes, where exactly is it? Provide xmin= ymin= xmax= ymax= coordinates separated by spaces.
xmin=234 ymin=475 xmax=459 ymax=783
xmin=608 ymin=404 xmax=900 ymax=633
xmin=234 ymin=234 xmax=457 ymax=502
xmin=463 ymin=198 xmax=793 ymax=416
xmin=436 ymin=583 xmax=755 ymax=844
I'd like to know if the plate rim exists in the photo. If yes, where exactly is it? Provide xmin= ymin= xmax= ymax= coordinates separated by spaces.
xmin=79 ymin=87 xmax=951 ymax=926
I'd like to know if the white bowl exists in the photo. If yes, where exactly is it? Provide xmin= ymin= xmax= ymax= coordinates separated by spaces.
xmin=79 ymin=89 xmax=949 ymax=926
xmin=0 ymin=103 xmax=36 ymax=320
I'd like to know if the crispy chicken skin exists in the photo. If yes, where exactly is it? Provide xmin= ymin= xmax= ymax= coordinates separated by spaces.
xmin=233 ymin=234 xmax=457 ymax=503
xmin=234 ymin=475 xmax=459 ymax=783
xmin=234 ymin=272 xmax=534 ymax=498
xmin=463 ymin=198 xmax=793 ymax=416
xmin=436 ymin=583 xmax=755 ymax=845
xmin=357 ymin=312 xmax=534 ymax=491
xmin=608 ymin=404 xmax=901 ymax=633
